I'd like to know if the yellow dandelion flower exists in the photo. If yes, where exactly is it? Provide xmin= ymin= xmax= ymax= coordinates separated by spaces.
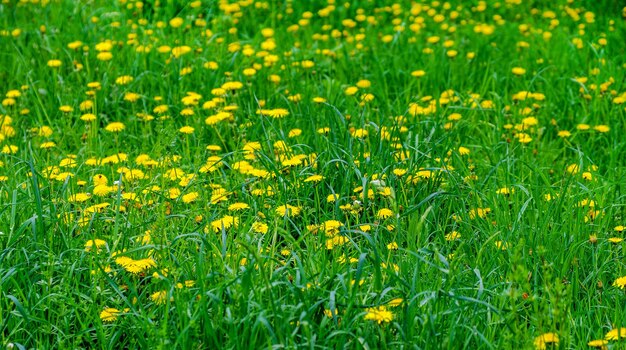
xmin=47 ymin=59 xmax=62 ymax=68
xmin=458 ymin=146 xmax=470 ymax=155
xmin=512 ymin=67 xmax=526 ymax=76
xmin=59 ymin=105 xmax=73 ymax=113
xmin=587 ymin=339 xmax=607 ymax=348
xmin=40 ymin=141 xmax=56 ymax=149
xmin=613 ymin=276 xmax=626 ymax=289
xmin=364 ymin=306 xmax=393 ymax=324
xmin=326 ymin=194 xmax=339 ymax=203
xmin=68 ymin=193 xmax=91 ymax=203
xmin=356 ymin=79 xmax=371 ymax=88
xmin=267 ymin=108 xmax=289 ymax=119
xmin=179 ymin=126 xmax=194 ymax=134
xmin=2 ymin=145 xmax=18 ymax=154
xmin=276 ymin=204 xmax=301 ymax=217
xmin=85 ymin=239 xmax=107 ymax=252
xmin=80 ymin=113 xmax=96 ymax=122
xmin=517 ymin=133 xmax=532 ymax=143
xmin=252 ymin=221 xmax=268 ymax=234
xmin=325 ymin=235 xmax=348 ymax=249
xmin=100 ymin=308 xmax=121 ymax=322
xmin=105 ymin=122 xmax=125 ymax=132
xmin=93 ymin=185 xmax=113 ymax=196
xmin=577 ymin=123 xmax=590 ymax=131
xmin=181 ymin=192 xmax=199 ymax=203
xmin=228 ymin=202 xmax=250 ymax=211
xmin=345 ymin=86 xmax=358 ymax=95
xmin=605 ymin=328 xmax=626 ymax=340
xmin=150 ymin=290 xmax=168 ymax=305
xmin=376 ymin=208 xmax=394 ymax=219
xmin=534 ymin=333 xmax=558 ymax=349
xmin=97 ymin=52 xmax=113 ymax=61
xmin=304 ymin=174 xmax=324 ymax=183
xmin=115 ymin=75 xmax=133 ymax=85
xmin=115 ymin=256 xmax=156 ymax=274
xmin=445 ymin=231 xmax=461 ymax=241
xmin=388 ymin=298 xmax=403 ymax=307
xmin=594 ymin=125 xmax=610 ymax=133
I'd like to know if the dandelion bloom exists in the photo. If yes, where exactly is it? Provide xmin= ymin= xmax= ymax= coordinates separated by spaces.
xmin=512 ymin=67 xmax=526 ymax=76
xmin=445 ymin=231 xmax=461 ymax=241
xmin=288 ymin=129 xmax=302 ymax=138
xmin=181 ymin=192 xmax=199 ymax=203
xmin=356 ymin=79 xmax=371 ymax=88
xmin=115 ymin=75 xmax=133 ymax=85
xmin=577 ymin=123 xmax=590 ymax=131
xmin=267 ymin=108 xmax=289 ymax=119
xmin=321 ymin=220 xmax=343 ymax=235
xmin=325 ymin=235 xmax=349 ymax=249
xmin=115 ymin=256 xmax=156 ymax=274
xmin=605 ymin=328 xmax=626 ymax=340
xmin=179 ymin=126 xmax=194 ymax=134
xmin=243 ymin=68 xmax=256 ymax=76
xmin=533 ymin=333 xmax=558 ymax=349
xmin=517 ymin=133 xmax=532 ymax=143
xmin=210 ymin=215 xmax=239 ymax=232
xmin=97 ymin=52 xmax=113 ymax=61
xmin=276 ymin=204 xmax=301 ymax=217
xmin=47 ymin=59 xmax=62 ymax=68
xmin=40 ymin=141 xmax=56 ymax=149
xmin=2 ymin=145 xmax=18 ymax=154
xmin=388 ymin=298 xmax=403 ymax=307
xmin=93 ymin=185 xmax=113 ymax=196
xmin=169 ymin=17 xmax=183 ymax=28
xmin=594 ymin=125 xmax=610 ymax=133
xmin=228 ymin=202 xmax=250 ymax=211
xmin=364 ymin=306 xmax=393 ymax=324
xmin=150 ymin=290 xmax=168 ymax=305
xmin=304 ymin=174 xmax=324 ymax=183
xmin=612 ymin=276 xmax=626 ymax=289
xmin=252 ymin=221 xmax=268 ymax=234
xmin=587 ymin=339 xmax=607 ymax=348
xmin=81 ymin=113 xmax=97 ymax=122
xmin=105 ymin=122 xmax=125 ymax=132
xmin=100 ymin=308 xmax=121 ymax=322
xmin=69 ymin=193 xmax=91 ymax=202
xmin=345 ymin=86 xmax=358 ymax=95
xmin=376 ymin=208 xmax=393 ymax=219
xmin=85 ymin=239 xmax=107 ymax=252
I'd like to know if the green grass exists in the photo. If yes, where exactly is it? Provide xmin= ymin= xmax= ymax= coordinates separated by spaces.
xmin=1 ymin=0 xmax=625 ymax=349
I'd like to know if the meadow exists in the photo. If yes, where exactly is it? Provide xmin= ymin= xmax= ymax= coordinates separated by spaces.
xmin=1 ymin=0 xmax=626 ymax=348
